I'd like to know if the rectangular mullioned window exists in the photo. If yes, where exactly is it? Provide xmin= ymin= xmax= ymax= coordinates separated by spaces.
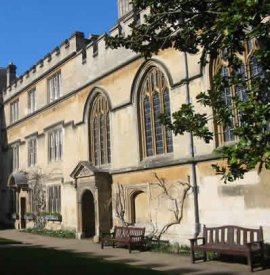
xmin=48 ymin=129 xmax=63 ymax=161
xmin=10 ymin=100 xmax=19 ymax=123
xmin=48 ymin=72 xmax=62 ymax=103
xmin=28 ymin=89 xmax=36 ymax=114
xmin=48 ymin=185 xmax=61 ymax=213
xmin=28 ymin=138 xmax=37 ymax=167
xmin=12 ymin=143 xmax=19 ymax=171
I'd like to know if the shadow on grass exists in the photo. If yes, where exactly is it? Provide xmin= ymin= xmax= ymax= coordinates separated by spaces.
xmin=0 ymin=245 xmax=162 ymax=275
xmin=0 ymin=237 xmax=22 ymax=245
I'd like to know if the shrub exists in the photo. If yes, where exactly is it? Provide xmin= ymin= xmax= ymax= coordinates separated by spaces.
xmin=23 ymin=228 xmax=75 ymax=239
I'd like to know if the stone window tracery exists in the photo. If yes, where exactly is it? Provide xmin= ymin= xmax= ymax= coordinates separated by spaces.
xmin=212 ymin=39 xmax=263 ymax=144
xmin=89 ymin=94 xmax=111 ymax=166
xmin=139 ymin=67 xmax=173 ymax=158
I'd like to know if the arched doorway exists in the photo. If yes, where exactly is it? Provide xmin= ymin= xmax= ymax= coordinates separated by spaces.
xmin=81 ymin=190 xmax=95 ymax=238
xmin=131 ymin=191 xmax=149 ymax=224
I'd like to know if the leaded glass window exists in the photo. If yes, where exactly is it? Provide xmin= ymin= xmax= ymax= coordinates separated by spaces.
xmin=89 ymin=94 xmax=111 ymax=166
xmin=48 ymin=129 xmax=63 ymax=161
xmin=48 ymin=72 xmax=62 ymax=103
xmin=213 ymin=39 xmax=263 ymax=145
xmin=140 ymin=67 xmax=173 ymax=158
xmin=48 ymin=185 xmax=61 ymax=213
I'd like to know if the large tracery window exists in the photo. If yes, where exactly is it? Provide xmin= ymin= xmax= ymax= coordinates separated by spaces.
xmin=140 ymin=67 xmax=173 ymax=158
xmin=213 ymin=39 xmax=262 ymax=144
xmin=89 ymin=94 xmax=111 ymax=166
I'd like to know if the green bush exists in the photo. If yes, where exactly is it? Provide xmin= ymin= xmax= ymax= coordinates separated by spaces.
xmin=150 ymin=241 xmax=191 ymax=255
xmin=23 ymin=228 xmax=76 ymax=239
xmin=150 ymin=241 xmax=218 ymax=259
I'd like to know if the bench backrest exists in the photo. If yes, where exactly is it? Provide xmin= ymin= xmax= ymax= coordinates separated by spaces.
xmin=114 ymin=226 xmax=145 ymax=240
xmin=203 ymin=225 xmax=263 ymax=246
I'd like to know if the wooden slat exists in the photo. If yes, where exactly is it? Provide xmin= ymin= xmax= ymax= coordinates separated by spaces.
xmin=243 ymin=229 xmax=247 ymax=244
xmin=250 ymin=230 xmax=254 ymax=242
xmin=221 ymin=228 xmax=225 ymax=243
xmin=236 ymin=228 xmax=241 ymax=245
xmin=209 ymin=229 xmax=214 ymax=244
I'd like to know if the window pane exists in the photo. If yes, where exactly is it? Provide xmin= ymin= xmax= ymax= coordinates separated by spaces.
xmin=11 ymin=100 xmax=19 ymax=123
xmin=143 ymin=96 xmax=153 ymax=156
xmin=153 ymin=93 xmax=163 ymax=155
xmin=48 ymin=186 xmax=61 ymax=213
xmin=100 ymin=114 xmax=105 ymax=164
xmin=140 ymin=68 xmax=173 ymax=158
xmin=28 ymin=139 xmax=37 ymax=167
xmin=90 ymin=95 xmax=111 ymax=166
xmin=163 ymin=90 xmax=173 ymax=153
xmin=12 ymin=145 xmax=19 ymax=171
xmin=28 ymin=89 xmax=36 ymax=114
xmin=94 ymin=117 xmax=99 ymax=165
xmin=49 ymin=129 xmax=62 ymax=162
xmin=107 ymin=114 xmax=111 ymax=163
xmin=221 ymin=67 xmax=235 ymax=142
xmin=48 ymin=72 xmax=61 ymax=102
xmin=250 ymin=56 xmax=262 ymax=77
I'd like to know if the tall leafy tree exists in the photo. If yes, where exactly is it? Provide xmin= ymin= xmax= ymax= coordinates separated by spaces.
xmin=106 ymin=0 xmax=270 ymax=182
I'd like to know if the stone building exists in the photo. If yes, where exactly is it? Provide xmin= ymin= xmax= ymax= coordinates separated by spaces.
xmin=0 ymin=0 xmax=269 ymax=244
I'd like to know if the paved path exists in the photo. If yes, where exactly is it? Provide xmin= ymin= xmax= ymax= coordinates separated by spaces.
xmin=0 ymin=230 xmax=268 ymax=274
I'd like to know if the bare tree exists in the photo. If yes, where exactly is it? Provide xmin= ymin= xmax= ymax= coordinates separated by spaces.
xmin=27 ymin=168 xmax=49 ymax=229
xmin=114 ymin=182 xmax=128 ymax=226
xmin=113 ymin=174 xmax=191 ymax=240
xmin=150 ymin=173 xmax=191 ymax=241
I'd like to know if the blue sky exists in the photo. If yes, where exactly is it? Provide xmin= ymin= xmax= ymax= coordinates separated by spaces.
xmin=0 ymin=1 xmax=118 ymax=76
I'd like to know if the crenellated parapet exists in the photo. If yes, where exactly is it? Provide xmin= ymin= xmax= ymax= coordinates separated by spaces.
xmin=0 ymin=68 xmax=7 ymax=91
xmin=2 ymin=32 xmax=89 ymax=102
xmin=118 ymin=0 xmax=133 ymax=19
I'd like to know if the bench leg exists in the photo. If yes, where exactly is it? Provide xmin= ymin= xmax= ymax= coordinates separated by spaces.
xmin=247 ymin=253 xmax=253 ymax=272
xmin=191 ymin=250 xmax=195 ymax=263
xmin=101 ymin=240 xmax=104 ymax=249
xmin=203 ymin=252 xmax=207 ymax=262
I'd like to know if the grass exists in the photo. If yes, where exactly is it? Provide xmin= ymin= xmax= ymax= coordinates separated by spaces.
xmin=23 ymin=228 xmax=76 ymax=239
xmin=151 ymin=242 xmax=191 ymax=255
xmin=0 ymin=239 xmax=161 ymax=275
xmin=0 ymin=237 xmax=22 ymax=245
xmin=150 ymin=241 xmax=220 ymax=260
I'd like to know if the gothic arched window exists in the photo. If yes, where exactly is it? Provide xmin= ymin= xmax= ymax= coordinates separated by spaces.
xmin=89 ymin=94 xmax=111 ymax=166
xmin=212 ymin=39 xmax=262 ymax=144
xmin=139 ymin=67 xmax=173 ymax=158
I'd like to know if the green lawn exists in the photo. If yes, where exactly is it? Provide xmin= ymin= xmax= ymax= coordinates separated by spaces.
xmin=0 ymin=238 xmax=161 ymax=275
xmin=0 ymin=237 xmax=22 ymax=245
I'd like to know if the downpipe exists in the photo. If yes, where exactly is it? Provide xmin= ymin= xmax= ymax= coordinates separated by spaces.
xmin=184 ymin=51 xmax=201 ymax=238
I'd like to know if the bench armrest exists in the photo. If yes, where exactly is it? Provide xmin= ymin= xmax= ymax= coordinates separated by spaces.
xmin=101 ymin=232 xmax=114 ymax=239
xmin=189 ymin=237 xmax=205 ymax=247
xmin=246 ymin=241 xmax=264 ymax=250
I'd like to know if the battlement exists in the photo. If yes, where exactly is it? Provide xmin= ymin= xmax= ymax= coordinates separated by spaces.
xmin=2 ymin=31 xmax=89 ymax=101
xmin=0 ymin=68 xmax=7 ymax=92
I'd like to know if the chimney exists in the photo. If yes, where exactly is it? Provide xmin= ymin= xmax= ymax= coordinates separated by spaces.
xmin=0 ymin=68 xmax=7 ymax=91
xmin=6 ymin=63 xmax=17 ymax=87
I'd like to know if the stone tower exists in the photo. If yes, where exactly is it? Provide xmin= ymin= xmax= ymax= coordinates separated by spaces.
xmin=118 ymin=0 xmax=133 ymax=19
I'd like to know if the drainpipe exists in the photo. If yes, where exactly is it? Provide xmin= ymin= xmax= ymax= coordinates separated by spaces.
xmin=184 ymin=51 xmax=201 ymax=238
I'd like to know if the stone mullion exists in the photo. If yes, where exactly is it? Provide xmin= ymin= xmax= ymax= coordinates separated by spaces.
xmin=160 ymin=89 xmax=167 ymax=154
xmin=90 ymin=119 xmax=94 ymax=165
xmin=104 ymin=113 xmax=108 ymax=164
xmin=140 ymin=93 xmax=147 ymax=158
xmin=228 ymin=67 xmax=238 ymax=130
xmin=150 ymin=92 xmax=156 ymax=156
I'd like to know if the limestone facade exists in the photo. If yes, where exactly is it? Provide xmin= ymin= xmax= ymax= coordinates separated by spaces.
xmin=0 ymin=3 xmax=269 ymax=244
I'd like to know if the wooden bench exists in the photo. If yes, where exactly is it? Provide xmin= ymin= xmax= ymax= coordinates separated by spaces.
xmin=189 ymin=225 xmax=264 ymax=272
xmin=101 ymin=226 xmax=145 ymax=253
